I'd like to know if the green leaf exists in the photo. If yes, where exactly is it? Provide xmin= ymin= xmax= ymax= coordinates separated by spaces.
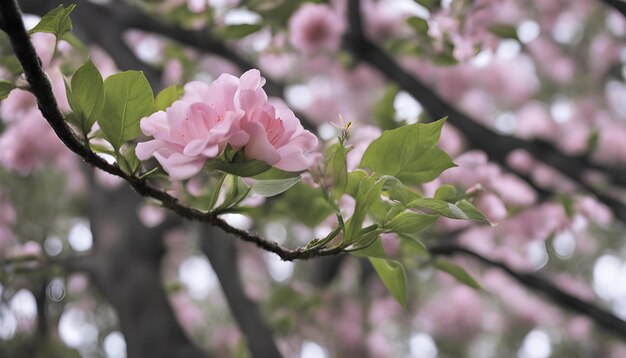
xmin=205 ymin=159 xmax=272 ymax=177
xmin=217 ymin=24 xmax=263 ymax=39
xmin=369 ymin=258 xmax=409 ymax=309
xmin=252 ymin=167 xmax=301 ymax=180
xmin=29 ymin=4 xmax=76 ymax=38
xmin=488 ymin=24 xmax=519 ymax=40
xmin=385 ymin=212 xmax=437 ymax=234
xmin=407 ymin=198 xmax=492 ymax=224
xmin=434 ymin=184 xmax=457 ymax=202
xmin=68 ymin=60 xmax=104 ymax=132
xmin=216 ymin=175 xmax=251 ymax=210
xmin=382 ymin=176 xmax=421 ymax=205
xmin=350 ymin=234 xmax=385 ymax=258
xmin=249 ymin=176 xmax=302 ymax=197
xmin=434 ymin=258 xmax=482 ymax=289
xmin=414 ymin=0 xmax=439 ymax=10
xmin=100 ymin=71 xmax=154 ymax=150
xmin=344 ymin=175 xmax=385 ymax=243
xmin=325 ymin=143 xmax=349 ymax=199
xmin=373 ymin=85 xmax=399 ymax=130
xmin=360 ymin=119 xmax=456 ymax=185
xmin=407 ymin=16 xmax=429 ymax=35
xmin=123 ymin=143 xmax=141 ymax=174
xmin=275 ymin=182 xmax=335 ymax=227
xmin=155 ymin=84 xmax=183 ymax=111
xmin=0 ymin=80 xmax=16 ymax=100
xmin=345 ymin=170 xmax=367 ymax=197
xmin=432 ymin=51 xmax=459 ymax=66
xmin=400 ymin=235 xmax=429 ymax=257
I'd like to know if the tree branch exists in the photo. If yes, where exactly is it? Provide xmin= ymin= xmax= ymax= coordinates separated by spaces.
xmin=200 ymin=225 xmax=283 ymax=358
xmin=429 ymin=243 xmax=626 ymax=340
xmin=345 ymin=0 xmax=626 ymax=222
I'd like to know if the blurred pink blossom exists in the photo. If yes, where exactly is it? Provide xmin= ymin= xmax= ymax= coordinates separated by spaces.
xmin=288 ymin=3 xmax=345 ymax=55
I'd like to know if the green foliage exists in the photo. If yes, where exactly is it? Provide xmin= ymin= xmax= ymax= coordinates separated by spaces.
xmin=360 ymin=119 xmax=455 ymax=185
xmin=215 ymin=175 xmax=251 ymax=211
xmin=205 ymin=158 xmax=272 ymax=177
xmin=249 ymin=176 xmax=303 ymax=197
xmin=271 ymin=182 xmax=335 ymax=227
xmin=29 ymin=4 xmax=76 ymax=39
xmin=155 ymin=84 xmax=184 ymax=111
xmin=119 ymin=144 xmax=141 ymax=175
xmin=384 ymin=212 xmax=437 ymax=234
xmin=100 ymin=71 xmax=154 ymax=150
xmin=407 ymin=16 xmax=429 ymax=35
xmin=372 ymin=85 xmax=399 ymax=130
xmin=369 ymin=258 xmax=409 ymax=310
xmin=414 ymin=0 xmax=440 ymax=10
xmin=489 ymin=24 xmax=519 ymax=40
xmin=434 ymin=184 xmax=457 ymax=202
xmin=407 ymin=197 xmax=492 ymax=224
xmin=434 ymin=258 xmax=482 ymax=289
xmin=67 ymin=60 xmax=104 ymax=133
xmin=0 ymin=80 xmax=16 ymax=100
xmin=324 ymin=142 xmax=349 ymax=199
xmin=344 ymin=175 xmax=385 ymax=243
xmin=216 ymin=24 xmax=263 ymax=39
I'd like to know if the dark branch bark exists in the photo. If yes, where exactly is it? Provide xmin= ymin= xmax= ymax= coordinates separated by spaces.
xmin=200 ymin=226 xmax=283 ymax=358
xmin=602 ymin=0 xmax=626 ymax=17
xmin=429 ymin=243 xmax=626 ymax=340
xmin=345 ymin=0 xmax=626 ymax=222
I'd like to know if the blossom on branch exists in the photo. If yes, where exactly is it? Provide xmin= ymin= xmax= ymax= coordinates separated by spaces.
xmin=136 ymin=69 xmax=318 ymax=180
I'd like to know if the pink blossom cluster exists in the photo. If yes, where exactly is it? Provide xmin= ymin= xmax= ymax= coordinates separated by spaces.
xmin=288 ymin=3 xmax=345 ymax=55
xmin=136 ymin=69 xmax=318 ymax=180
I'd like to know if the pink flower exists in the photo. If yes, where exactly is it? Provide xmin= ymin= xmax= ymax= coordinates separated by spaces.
xmin=0 ymin=109 xmax=71 ymax=175
xmin=288 ymin=3 xmax=345 ymax=55
xmin=136 ymin=69 xmax=317 ymax=179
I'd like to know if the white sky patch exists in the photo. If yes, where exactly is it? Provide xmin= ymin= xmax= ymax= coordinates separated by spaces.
xmin=518 ymin=329 xmax=552 ymax=358
xmin=59 ymin=307 xmax=98 ymax=348
xmin=68 ymin=220 xmax=93 ymax=252
xmin=21 ymin=15 xmax=41 ymax=30
xmin=285 ymin=85 xmax=313 ymax=111
xmin=300 ymin=340 xmax=328 ymax=358
xmin=550 ymin=97 xmax=572 ymax=123
xmin=44 ymin=235 xmax=64 ymax=256
xmin=0 ymin=306 xmax=16 ymax=340
xmin=552 ymin=15 xmax=581 ymax=45
xmin=179 ymin=256 xmax=218 ymax=300
xmin=394 ymin=91 xmax=422 ymax=124
xmin=527 ymin=241 xmax=548 ymax=270
xmin=104 ymin=331 xmax=127 ymax=358
xmin=471 ymin=50 xmax=493 ymax=69
xmin=410 ymin=333 xmax=437 ymax=358
xmin=135 ymin=36 xmax=162 ymax=65
xmin=264 ymin=222 xmax=287 ymax=245
xmin=223 ymin=8 xmax=261 ymax=25
xmin=496 ymin=40 xmax=521 ymax=61
xmin=385 ymin=0 xmax=430 ymax=19
xmin=222 ymin=213 xmax=252 ymax=230
xmin=593 ymin=254 xmax=626 ymax=302
xmin=552 ymin=231 xmax=576 ymax=259
xmin=9 ymin=289 xmax=37 ymax=320
xmin=318 ymin=123 xmax=338 ymax=141
xmin=495 ymin=112 xmax=516 ymax=135
xmin=517 ymin=20 xmax=540 ymax=44
xmin=265 ymin=253 xmax=294 ymax=283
